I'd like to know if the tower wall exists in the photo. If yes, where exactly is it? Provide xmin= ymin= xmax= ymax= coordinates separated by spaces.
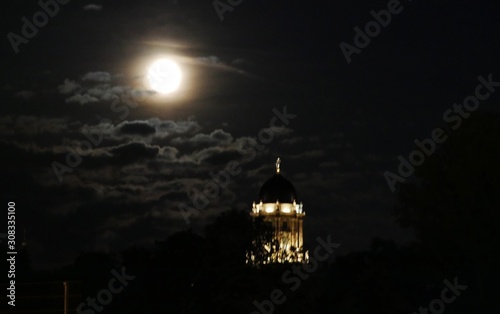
xmin=250 ymin=202 xmax=306 ymax=264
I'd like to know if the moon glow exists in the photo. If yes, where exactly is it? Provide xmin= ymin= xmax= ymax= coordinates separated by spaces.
xmin=146 ymin=59 xmax=182 ymax=94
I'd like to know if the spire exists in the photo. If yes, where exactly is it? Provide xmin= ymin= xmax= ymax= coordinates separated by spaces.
xmin=276 ymin=157 xmax=281 ymax=173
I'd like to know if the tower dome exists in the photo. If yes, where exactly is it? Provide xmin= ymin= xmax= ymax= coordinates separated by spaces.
xmin=259 ymin=174 xmax=297 ymax=203
xmin=258 ymin=157 xmax=297 ymax=203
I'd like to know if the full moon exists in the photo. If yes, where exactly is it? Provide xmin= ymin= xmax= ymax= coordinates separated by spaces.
xmin=146 ymin=59 xmax=182 ymax=94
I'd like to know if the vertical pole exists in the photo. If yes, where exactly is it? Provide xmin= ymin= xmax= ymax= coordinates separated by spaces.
xmin=63 ymin=281 xmax=68 ymax=314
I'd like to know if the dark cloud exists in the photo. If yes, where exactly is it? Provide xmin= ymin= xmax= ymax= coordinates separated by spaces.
xmin=172 ymin=129 xmax=232 ymax=146
xmin=65 ymin=93 xmax=99 ymax=105
xmin=60 ymin=73 xmax=130 ymax=104
xmin=156 ymin=119 xmax=201 ymax=136
xmin=198 ymin=149 xmax=243 ymax=166
xmin=119 ymin=121 xmax=156 ymax=136
xmin=0 ymin=115 xmax=71 ymax=135
xmin=57 ymin=79 xmax=81 ymax=94
xmin=158 ymin=146 xmax=178 ymax=161
xmin=82 ymin=71 xmax=111 ymax=83
xmin=14 ymin=90 xmax=35 ymax=100
xmin=86 ymin=85 xmax=125 ymax=101
xmin=108 ymin=142 xmax=160 ymax=162
xmin=83 ymin=4 xmax=103 ymax=11
xmin=197 ymin=56 xmax=224 ymax=67
xmin=159 ymin=191 xmax=188 ymax=202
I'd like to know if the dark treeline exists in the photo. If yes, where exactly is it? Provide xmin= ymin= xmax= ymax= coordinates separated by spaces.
xmin=4 ymin=112 xmax=500 ymax=313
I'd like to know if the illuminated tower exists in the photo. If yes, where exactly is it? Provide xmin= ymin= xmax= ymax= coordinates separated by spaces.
xmin=249 ymin=158 xmax=306 ymax=264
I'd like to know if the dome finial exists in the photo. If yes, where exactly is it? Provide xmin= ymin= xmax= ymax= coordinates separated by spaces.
xmin=276 ymin=157 xmax=281 ymax=173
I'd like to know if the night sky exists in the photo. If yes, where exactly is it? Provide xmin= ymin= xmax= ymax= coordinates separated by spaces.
xmin=1 ymin=0 xmax=500 ymax=270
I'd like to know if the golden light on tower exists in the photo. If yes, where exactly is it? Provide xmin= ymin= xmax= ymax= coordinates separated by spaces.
xmin=248 ymin=158 xmax=307 ymax=265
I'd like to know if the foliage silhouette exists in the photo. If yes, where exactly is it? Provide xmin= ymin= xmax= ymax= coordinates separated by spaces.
xmin=394 ymin=112 xmax=500 ymax=312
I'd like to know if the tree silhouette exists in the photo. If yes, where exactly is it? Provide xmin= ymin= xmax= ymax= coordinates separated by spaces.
xmin=394 ymin=112 xmax=500 ymax=312
xmin=247 ymin=215 xmax=277 ymax=266
xmin=204 ymin=209 xmax=253 ymax=268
